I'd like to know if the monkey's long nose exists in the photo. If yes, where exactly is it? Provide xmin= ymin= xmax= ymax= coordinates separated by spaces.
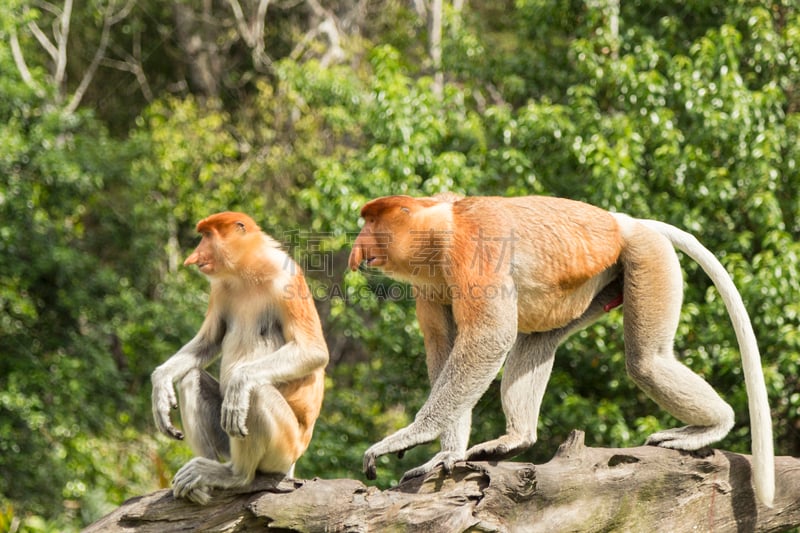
xmin=184 ymin=251 xmax=200 ymax=266
xmin=347 ymin=244 xmax=364 ymax=271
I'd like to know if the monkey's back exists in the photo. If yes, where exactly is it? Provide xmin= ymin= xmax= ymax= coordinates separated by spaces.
xmin=452 ymin=196 xmax=623 ymax=332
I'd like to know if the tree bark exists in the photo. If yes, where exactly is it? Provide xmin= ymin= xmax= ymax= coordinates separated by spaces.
xmin=85 ymin=431 xmax=800 ymax=532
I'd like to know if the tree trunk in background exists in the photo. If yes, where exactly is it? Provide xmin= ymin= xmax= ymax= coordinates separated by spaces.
xmin=173 ymin=1 xmax=223 ymax=97
xmin=430 ymin=0 xmax=443 ymax=98
xmin=85 ymin=431 xmax=800 ymax=532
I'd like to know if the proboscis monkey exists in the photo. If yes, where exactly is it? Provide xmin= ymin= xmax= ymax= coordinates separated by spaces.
xmin=151 ymin=212 xmax=329 ymax=504
xmin=348 ymin=194 xmax=774 ymax=507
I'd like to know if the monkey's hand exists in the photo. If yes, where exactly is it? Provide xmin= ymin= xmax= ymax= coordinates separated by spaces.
xmin=399 ymin=450 xmax=464 ymax=483
xmin=221 ymin=377 xmax=252 ymax=438
xmin=363 ymin=423 xmax=439 ymax=480
xmin=151 ymin=370 xmax=183 ymax=440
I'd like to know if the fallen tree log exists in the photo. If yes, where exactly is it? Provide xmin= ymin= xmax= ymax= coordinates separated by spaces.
xmin=85 ymin=430 xmax=800 ymax=532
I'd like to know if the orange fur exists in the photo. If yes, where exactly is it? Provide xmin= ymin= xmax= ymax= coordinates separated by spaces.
xmin=350 ymin=195 xmax=622 ymax=332
xmin=152 ymin=212 xmax=328 ymax=504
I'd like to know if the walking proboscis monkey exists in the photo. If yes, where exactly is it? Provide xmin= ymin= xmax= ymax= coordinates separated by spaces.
xmin=349 ymin=194 xmax=774 ymax=507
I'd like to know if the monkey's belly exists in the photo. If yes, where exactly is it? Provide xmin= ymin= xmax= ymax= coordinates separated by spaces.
xmin=516 ymin=267 xmax=619 ymax=333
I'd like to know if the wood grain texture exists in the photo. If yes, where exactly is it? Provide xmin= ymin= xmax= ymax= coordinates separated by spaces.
xmin=85 ymin=431 xmax=800 ymax=532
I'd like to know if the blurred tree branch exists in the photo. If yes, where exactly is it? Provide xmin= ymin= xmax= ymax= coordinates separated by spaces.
xmin=10 ymin=0 xmax=142 ymax=111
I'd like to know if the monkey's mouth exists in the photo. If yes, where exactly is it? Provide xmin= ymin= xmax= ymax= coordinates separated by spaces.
xmin=365 ymin=256 xmax=388 ymax=268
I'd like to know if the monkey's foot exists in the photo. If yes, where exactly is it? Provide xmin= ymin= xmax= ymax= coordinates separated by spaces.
xmin=399 ymin=451 xmax=464 ymax=483
xmin=465 ymin=434 xmax=533 ymax=462
xmin=172 ymin=475 xmax=213 ymax=505
xmin=172 ymin=457 xmax=223 ymax=505
xmin=645 ymin=424 xmax=730 ymax=451
xmin=174 ymin=484 xmax=213 ymax=505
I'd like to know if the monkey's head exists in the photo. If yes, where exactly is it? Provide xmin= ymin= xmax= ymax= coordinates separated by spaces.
xmin=185 ymin=212 xmax=261 ymax=277
xmin=349 ymin=195 xmax=454 ymax=281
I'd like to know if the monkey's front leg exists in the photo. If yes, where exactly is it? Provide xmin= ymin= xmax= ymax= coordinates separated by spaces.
xmin=365 ymin=333 xmax=514 ymax=478
xmin=395 ymin=299 xmax=472 ymax=481
xmin=364 ymin=289 xmax=517 ymax=480
xmin=151 ymin=367 xmax=185 ymax=440
xmin=152 ymin=335 xmax=221 ymax=441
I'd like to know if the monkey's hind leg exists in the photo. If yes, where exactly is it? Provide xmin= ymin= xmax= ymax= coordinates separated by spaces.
xmin=177 ymin=368 xmax=230 ymax=460
xmin=621 ymin=224 xmax=734 ymax=451
xmin=172 ymin=369 xmax=234 ymax=504
xmin=173 ymin=384 xmax=301 ymax=504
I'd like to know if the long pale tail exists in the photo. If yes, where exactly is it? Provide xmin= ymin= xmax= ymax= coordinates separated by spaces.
xmin=635 ymin=217 xmax=774 ymax=507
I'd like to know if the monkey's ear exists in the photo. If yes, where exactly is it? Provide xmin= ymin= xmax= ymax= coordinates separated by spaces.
xmin=400 ymin=207 xmax=411 ymax=214
xmin=235 ymin=221 xmax=247 ymax=233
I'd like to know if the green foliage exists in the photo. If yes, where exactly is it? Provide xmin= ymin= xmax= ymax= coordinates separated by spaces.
xmin=0 ymin=0 xmax=799 ymax=529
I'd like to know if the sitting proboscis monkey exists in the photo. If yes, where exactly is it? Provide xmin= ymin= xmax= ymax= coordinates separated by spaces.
xmin=152 ymin=212 xmax=328 ymax=504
